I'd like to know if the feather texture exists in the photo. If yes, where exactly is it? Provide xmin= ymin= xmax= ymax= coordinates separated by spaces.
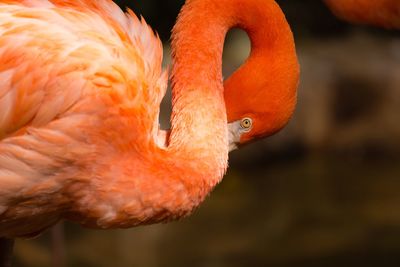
xmin=0 ymin=0 xmax=166 ymax=139
xmin=0 ymin=0 xmax=168 ymax=237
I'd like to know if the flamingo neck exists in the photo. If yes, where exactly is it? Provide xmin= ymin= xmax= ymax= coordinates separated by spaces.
xmin=172 ymin=0 xmax=299 ymax=146
xmin=169 ymin=1 xmax=228 ymax=152
xmin=167 ymin=0 xmax=234 ymax=182
xmin=169 ymin=0 xmax=290 ymax=147
xmin=124 ymin=0 xmax=294 ymax=221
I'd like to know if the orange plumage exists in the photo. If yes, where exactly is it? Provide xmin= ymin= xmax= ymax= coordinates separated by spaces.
xmin=0 ymin=0 xmax=298 ymax=238
xmin=324 ymin=0 xmax=400 ymax=28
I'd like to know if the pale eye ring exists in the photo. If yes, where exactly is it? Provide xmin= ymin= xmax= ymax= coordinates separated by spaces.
xmin=240 ymin=117 xmax=253 ymax=131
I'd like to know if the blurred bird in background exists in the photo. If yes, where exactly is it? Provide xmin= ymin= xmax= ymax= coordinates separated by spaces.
xmin=324 ymin=0 xmax=400 ymax=29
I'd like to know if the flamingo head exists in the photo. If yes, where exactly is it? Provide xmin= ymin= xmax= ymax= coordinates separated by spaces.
xmin=225 ymin=52 xmax=299 ymax=151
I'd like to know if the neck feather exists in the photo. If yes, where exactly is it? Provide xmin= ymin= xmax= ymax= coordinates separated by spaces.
xmin=168 ymin=0 xmax=234 ymax=179
xmin=143 ymin=0 xmax=294 ymax=217
xmin=168 ymin=0 xmax=297 ymax=172
xmin=169 ymin=0 xmax=229 ymax=152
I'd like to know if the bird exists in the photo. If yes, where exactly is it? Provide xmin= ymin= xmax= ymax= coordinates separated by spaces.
xmin=324 ymin=0 xmax=400 ymax=29
xmin=0 ymin=0 xmax=298 ymax=241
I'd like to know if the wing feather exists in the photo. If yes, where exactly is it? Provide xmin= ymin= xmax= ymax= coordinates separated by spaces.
xmin=0 ymin=1 xmax=167 ymax=236
xmin=0 ymin=0 xmax=167 ymax=141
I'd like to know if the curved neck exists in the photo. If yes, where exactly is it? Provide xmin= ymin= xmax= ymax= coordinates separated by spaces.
xmin=170 ymin=0 xmax=229 ymax=152
xmin=168 ymin=0 xmax=234 ymax=172
xmin=150 ymin=0 xmax=294 ymax=213
xmin=172 ymin=0 xmax=298 ymax=145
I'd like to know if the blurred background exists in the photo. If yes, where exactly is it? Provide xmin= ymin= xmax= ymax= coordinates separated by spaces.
xmin=13 ymin=0 xmax=400 ymax=266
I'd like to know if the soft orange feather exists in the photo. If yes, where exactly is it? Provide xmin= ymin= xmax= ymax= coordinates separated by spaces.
xmin=0 ymin=0 xmax=170 ymax=237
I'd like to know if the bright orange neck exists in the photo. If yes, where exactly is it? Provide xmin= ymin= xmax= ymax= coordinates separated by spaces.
xmin=143 ymin=0 xmax=298 ymax=219
xmin=171 ymin=0 xmax=299 ymax=145
xmin=169 ymin=0 xmax=231 ymax=153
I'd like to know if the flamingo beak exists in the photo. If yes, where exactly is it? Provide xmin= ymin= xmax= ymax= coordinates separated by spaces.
xmin=228 ymin=121 xmax=242 ymax=152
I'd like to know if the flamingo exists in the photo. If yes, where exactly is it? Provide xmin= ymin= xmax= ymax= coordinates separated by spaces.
xmin=324 ymin=0 xmax=400 ymax=28
xmin=0 ymin=0 xmax=299 ymax=263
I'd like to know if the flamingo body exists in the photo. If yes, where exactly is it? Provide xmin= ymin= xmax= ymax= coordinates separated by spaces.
xmin=0 ymin=0 xmax=175 ymax=237
xmin=0 ymin=0 xmax=298 ymax=238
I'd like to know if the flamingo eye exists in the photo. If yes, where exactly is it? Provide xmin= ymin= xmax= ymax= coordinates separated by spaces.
xmin=240 ymin=118 xmax=252 ymax=131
